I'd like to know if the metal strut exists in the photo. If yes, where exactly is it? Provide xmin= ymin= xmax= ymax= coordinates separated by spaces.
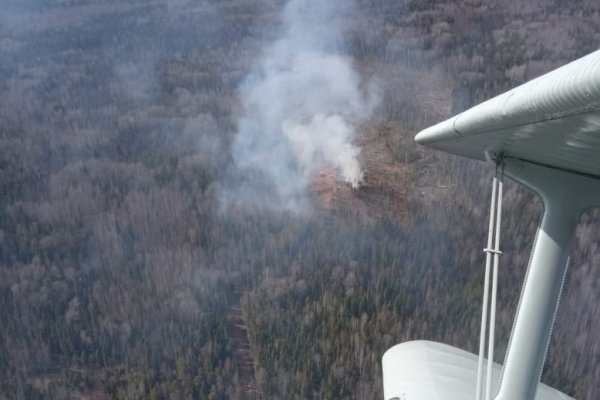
xmin=475 ymin=160 xmax=504 ymax=400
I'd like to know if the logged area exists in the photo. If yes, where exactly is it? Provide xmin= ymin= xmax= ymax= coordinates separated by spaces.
xmin=1 ymin=0 xmax=600 ymax=399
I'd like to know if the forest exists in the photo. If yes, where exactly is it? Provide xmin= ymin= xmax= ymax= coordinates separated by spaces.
xmin=1 ymin=0 xmax=600 ymax=399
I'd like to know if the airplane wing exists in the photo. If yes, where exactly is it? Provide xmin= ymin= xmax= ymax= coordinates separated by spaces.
xmin=383 ymin=50 xmax=600 ymax=400
xmin=415 ymin=50 xmax=600 ymax=178
xmin=382 ymin=341 xmax=573 ymax=400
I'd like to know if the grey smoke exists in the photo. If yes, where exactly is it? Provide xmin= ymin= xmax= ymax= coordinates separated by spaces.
xmin=230 ymin=0 xmax=379 ymax=211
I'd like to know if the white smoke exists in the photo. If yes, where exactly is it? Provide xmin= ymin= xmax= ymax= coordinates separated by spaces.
xmin=282 ymin=114 xmax=363 ymax=188
xmin=230 ymin=0 xmax=378 ymax=211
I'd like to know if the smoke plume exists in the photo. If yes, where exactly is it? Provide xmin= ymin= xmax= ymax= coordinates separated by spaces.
xmin=229 ymin=0 xmax=378 ymax=211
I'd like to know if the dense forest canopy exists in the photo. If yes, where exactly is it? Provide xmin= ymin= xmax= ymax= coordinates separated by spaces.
xmin=1 ymin=0 xmax=600 ymax=399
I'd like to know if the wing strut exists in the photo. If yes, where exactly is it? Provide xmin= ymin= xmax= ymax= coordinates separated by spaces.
xmin=476 ymin=159 xmax=505 ymax=400
xmin=494 ymin=158 xmax=600 ymax=400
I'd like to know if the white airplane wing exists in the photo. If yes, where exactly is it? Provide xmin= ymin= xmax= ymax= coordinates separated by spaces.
xmin=415 ymin=50 xmax=600 ymax=178
xmin=383 ymin=50 xmax=600 ymax=400
xmin=382 ymin=341 xmax=573 ymax=400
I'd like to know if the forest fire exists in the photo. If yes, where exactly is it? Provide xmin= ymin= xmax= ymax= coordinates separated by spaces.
xmin=229 ymin=0 xmax=377 ymax=211
xmin=312 ymin=167 xmax=338 ymax=209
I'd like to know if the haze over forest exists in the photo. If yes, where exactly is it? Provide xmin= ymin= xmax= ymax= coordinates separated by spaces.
xmin=1 ymin=0 xmax=600 ymax=399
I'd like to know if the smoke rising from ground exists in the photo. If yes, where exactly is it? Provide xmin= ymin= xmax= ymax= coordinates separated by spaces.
xmin=229 ymin=0 xmax=378 ymax=211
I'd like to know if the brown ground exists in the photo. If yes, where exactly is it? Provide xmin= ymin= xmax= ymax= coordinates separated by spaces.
xmin=227 ymin=306 xmax=258 ymax=399
xmin=311 ymin=121 xmax=415 ymax=226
